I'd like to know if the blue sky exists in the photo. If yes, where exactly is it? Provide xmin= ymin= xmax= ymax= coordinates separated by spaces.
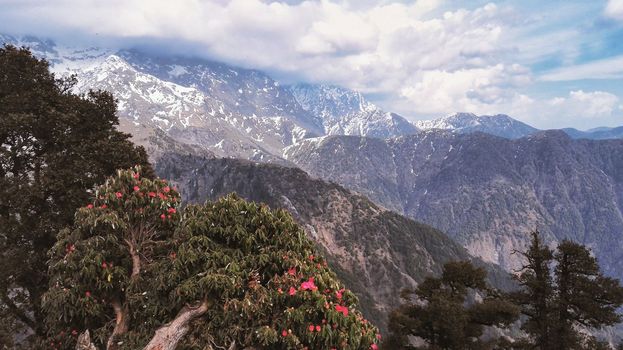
xmin=1 ymin=0 xmax=622 ymax=129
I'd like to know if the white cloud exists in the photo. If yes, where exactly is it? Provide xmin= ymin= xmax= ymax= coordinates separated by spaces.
xmin=548 ymin=90 xmax=620 ymax=118
xmin=507 ymin=90 xmax=623 ymax=130
xmin=605 ymin=0 xmax=623 ymax=20
xmin=1 ymin=0 xmax=621 ymax=129
xmin=0 ymin=1 xmax=524 ymax=110
xmin=397 ymin=64 xmax=532 ymax=116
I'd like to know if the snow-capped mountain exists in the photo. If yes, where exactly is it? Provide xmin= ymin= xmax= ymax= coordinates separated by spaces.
xmin=415 ymin=112 xmax=539 ymax=139
xmin=289 ymin=84 xmax=417 ymax=138
xmin=2 ymin=34 xmax=422 ymax=162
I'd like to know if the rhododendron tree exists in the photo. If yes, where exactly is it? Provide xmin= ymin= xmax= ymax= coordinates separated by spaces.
xmin=43 ymin=168 xmax=380 ymax=350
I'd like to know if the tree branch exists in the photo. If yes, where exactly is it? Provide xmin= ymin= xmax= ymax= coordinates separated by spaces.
xmin=143 ymin=298 xmax=211 ymax=350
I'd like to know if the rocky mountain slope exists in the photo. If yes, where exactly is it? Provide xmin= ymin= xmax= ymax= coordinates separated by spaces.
xmin=154 ymin=153 xmax=513 ymax=331
xmin=283 ymin=131 xmax=623 ymax=279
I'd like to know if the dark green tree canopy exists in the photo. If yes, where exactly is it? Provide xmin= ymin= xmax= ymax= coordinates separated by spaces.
xmin=0 ymin=45 xmax=152 ymax=346
xmin=512 ymin=231 xmax=623 ymax=350
xmin=386 ymin=261 xmax=519 ymax=350
xmin=43 ymin=168 xmax=380 ymax=350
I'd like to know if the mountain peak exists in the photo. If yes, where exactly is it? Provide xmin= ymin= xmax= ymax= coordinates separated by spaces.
xmin=289 ymin=83 xmax=417 ymax=138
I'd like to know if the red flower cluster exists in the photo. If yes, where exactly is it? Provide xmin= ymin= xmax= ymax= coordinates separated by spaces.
xmin=300 ymin=277 xmax=317 ymax=291
xmin=335 ymin=304 xmax=349 ymax=317
xmin=65 ymin=244 xmax=76 ymax=254
xmin=307 ymin=324 xmax=322 ymax=332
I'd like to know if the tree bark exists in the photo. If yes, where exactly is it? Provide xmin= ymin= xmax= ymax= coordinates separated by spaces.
xmin=106 ymin=299 xmax=129 ymax=350
xmin=125 ymin=239 xmax=141 ymax=280
xmin=143 ymin=299 xmax=210 ymax=350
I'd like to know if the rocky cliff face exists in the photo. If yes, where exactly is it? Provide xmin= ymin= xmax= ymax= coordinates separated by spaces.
xmin=289 ymin=83 xmax=418 ymax=139
xmin=154 ymin=154 xmax=512 ymax=331
xmin=284 ymin=131 xmax=623 ymax=278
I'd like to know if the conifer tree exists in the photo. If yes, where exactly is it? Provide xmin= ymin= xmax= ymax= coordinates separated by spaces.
xmin=552 ymin=241 xmax=623 ymax=350
xmin=0 ymin=45 xmax=152 ymax=345
xmin=385 ymin=261 xmax=519 ymax=349
xmin=513 ymin=231 xmax=623 ymax=350
xmin=512 ymin=231 xmax=554 ymax=349
xmin=43 ymin=168 xmax=380 ymax=350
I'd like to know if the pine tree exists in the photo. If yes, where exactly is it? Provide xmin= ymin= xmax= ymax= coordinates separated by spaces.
xmin=553 ymin=241 xmax=623 ymax=350
xmin=513 ymin=232 xmax=623 ymax=350
xmin=385 ymin=261 xmax=519 ymax=349
xmin=43 ymin=168 xmax=381 ymax=350
xmin=0 ymin=45 xmax=152 ymax=346
xmin=512 ymin=231 xmax=554 ymax=349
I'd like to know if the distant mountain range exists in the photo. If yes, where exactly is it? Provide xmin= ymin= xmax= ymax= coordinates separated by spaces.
xmin=562 ymin=126 xmax=623 ymax=140
xmin=283 ymin=131 xmax=623 ymax=280
xmin=2 ymin=34 xmax=619 ymax=167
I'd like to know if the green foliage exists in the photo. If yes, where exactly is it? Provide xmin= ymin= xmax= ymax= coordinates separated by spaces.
xmin=512 ymin=231 xmax=623 ymax=350
xmin=0 ymin=45 xmax=152 ymax=346
xmin=43 ymin=169 xmax=380 ymax=349
xmin=43 ymin=166 xmax=177 ymax=349
xmin=385 ymin=261 xmax=519 ymax=350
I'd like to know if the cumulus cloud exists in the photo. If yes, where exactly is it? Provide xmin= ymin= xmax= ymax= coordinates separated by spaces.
xmin=508 ymin=90 xmax=622 ymax=130
xmin=398 ymin=64 xmax=532 ymax=115
xmin=0 ymin=1 xmax=518 ymax=101
xmin=0 ymin=0 xmax=621 ymax=129
xmin=548 ymin=90 xmax=620 ymax=118
xmin=605 ymin=0 xmax=623 ymax=20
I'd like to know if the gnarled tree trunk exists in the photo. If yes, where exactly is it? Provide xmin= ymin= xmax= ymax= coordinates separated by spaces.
xmin=143 ymin=299 xmax=210 ymax=350
xmin=106 ymin=300 xmax=129 ymax=350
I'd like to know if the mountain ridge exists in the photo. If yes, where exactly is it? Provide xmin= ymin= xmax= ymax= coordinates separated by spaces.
xmin=283 ymin=130 xmax=623 ymax=278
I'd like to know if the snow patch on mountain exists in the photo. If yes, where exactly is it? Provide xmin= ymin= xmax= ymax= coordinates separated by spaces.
xmin=290 ymin=84 xmax=418 ymax=139
xmin=414 ymin=113 xmax=539 ymax=139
